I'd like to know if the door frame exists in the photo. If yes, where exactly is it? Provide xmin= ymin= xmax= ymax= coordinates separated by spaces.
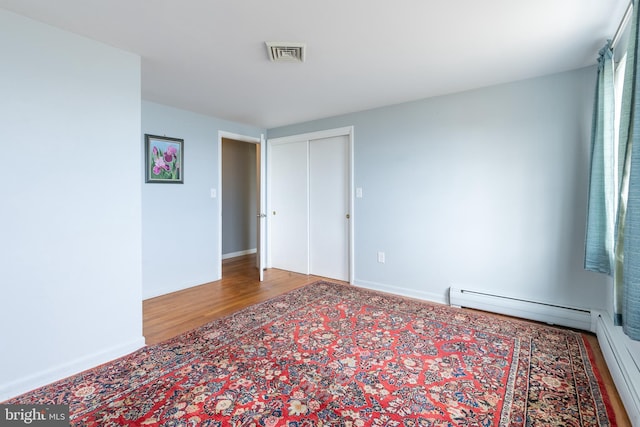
xmin=217 ymin=131 xmax=265 ymax=280
xmin=267 ymin=126 xmax=355 ymax=284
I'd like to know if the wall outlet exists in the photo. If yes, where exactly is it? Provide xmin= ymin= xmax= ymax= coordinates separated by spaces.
xmin=377 ymin=251 xmax=385 ymax=263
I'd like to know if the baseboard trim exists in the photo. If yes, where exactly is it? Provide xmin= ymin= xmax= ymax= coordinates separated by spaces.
xmin=352 ymin=279 xmax=448 ymax=305
xmin=143 ymin=276 xmax=219 ymax=300
xmin=0 ymin=337 xmax=145 ymax=402
xmin=222 ymin=248 xmax=257 ymax=260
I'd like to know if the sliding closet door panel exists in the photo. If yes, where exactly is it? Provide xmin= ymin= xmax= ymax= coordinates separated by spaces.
xmin=270 ymin=141 xmax=309 ymax=274
xmin=309 ymin=135 xmax=349 ymax=281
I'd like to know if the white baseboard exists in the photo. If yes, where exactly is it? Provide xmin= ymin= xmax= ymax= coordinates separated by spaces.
xmin=0 ymin=337 xmax=145 ymax=402
xmin=594 ymin=311 xmax=640 ymax=426
xmin=143 ymin=275 xmax=219 ymax=300
xmin=222 ymin=249 xmax=257 ymax=260
xmin=352 ymin=279 xmax=448 ymax=305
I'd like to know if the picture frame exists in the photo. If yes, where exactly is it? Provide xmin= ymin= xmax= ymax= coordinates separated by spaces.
xmin=145 ymin=134 xmax=184 ymax=184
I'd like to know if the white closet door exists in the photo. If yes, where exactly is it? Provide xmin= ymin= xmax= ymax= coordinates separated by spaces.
xmin=269 ymin=140 xmax=309 ymax=274
xmin=309 ymin=135 xmax=349 ymax=281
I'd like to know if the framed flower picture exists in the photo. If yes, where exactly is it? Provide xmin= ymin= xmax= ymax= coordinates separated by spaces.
xmin=145 ymin=134 xmax=184 ymax=184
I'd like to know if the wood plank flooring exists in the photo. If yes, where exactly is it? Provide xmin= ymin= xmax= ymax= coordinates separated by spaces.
xmin=142 ymin=254 xmax=630 ymax=426
xmin=143 ymin=255 xmax=344 ymax=345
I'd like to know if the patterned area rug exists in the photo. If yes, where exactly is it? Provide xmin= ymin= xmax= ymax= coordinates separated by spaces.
xmin=5 ymin=282 xmax=614 ymax=426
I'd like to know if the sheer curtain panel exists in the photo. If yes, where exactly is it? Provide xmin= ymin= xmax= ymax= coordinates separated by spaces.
xmin=585 ymin=41 xmax=616 ymax=275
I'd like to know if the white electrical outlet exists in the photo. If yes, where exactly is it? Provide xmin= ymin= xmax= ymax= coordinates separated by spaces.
xmin=377 ymin=251 xmax=385 ymax=263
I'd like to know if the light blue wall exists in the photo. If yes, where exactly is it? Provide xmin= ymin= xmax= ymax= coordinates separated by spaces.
xmin=269 ymin=67 xmax=610 ymax=311
xmin=142 ymin=101 xmax=264 ymax=299
xmin=0 ymin=10 xmax=143 ymax=400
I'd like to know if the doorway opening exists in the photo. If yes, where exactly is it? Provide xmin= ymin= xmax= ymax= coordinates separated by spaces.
xmin=218 ymin=132 xmax=265 ymax=281
xmin=221 ymin=137 xmax=257 ymax=260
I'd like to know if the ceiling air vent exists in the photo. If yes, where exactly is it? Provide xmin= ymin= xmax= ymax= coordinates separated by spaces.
xmin=265 ymin=42 xmax=306 ymax=63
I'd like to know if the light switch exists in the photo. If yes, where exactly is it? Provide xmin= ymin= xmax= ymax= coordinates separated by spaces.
xmin=356 ymin=187 xmax=363 ymax=198
xmin=210 ymin=188 xmax=217 ymax=198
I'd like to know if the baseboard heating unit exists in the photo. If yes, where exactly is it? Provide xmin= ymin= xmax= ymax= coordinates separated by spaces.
xmin=449 ymin=287 xmax=594 ymax=332
xmin=595 ymin=311 xmax=640 ymax=426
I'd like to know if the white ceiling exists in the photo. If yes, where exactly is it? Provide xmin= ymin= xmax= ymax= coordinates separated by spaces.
xmin=0 ymin=0 xmax=630 ymax=128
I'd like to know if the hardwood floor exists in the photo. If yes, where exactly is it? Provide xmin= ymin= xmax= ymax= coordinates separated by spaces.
xmin=143 ymin=255 xmax=344 ymax=345
xmin=143 ymin=254 xmax=630 ymax=425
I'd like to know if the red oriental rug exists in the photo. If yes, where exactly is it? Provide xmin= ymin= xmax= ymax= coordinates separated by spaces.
xmin=5 ymin=281 xmax=615 ymax=426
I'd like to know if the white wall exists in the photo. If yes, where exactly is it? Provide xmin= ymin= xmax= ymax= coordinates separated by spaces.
xmin=142 ymin=101 xmax=264 ymax=299
xmin=269 ymin=67 xmax=611 ymax=312
xmin=0 ymin=10 xmax=144 ymax=400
